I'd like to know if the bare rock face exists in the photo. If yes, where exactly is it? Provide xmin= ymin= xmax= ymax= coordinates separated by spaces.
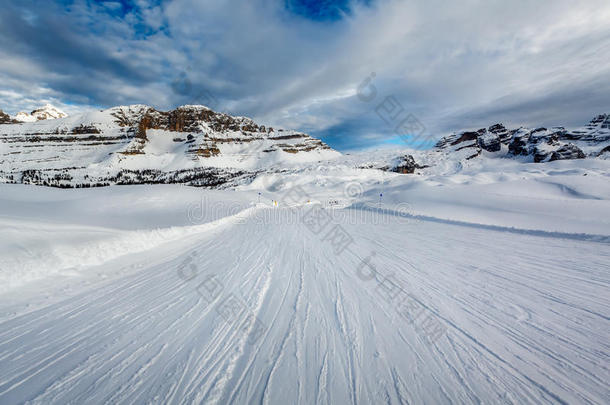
xmin=437 ymin=124 xmax=512 ymax=155
xmin=123 ymin=105 xmax=331 ymax=156
xmin=435 ymin=130 xmax=479 ymax=149
xmin=598 ymin=145 xmax=610 ymax=157
xmin=435 ymin=128 xmax=482 ymax=160
xmin=588 ymin=114 xmax=610 ymax=131
xmin=477 ymin=131 xmax=501 ymax=152
xmin=517 ymin=127 xmax=562 ymax=162
xmin=0 ymin=110 xmax=13 ymax=124
xmin=549 ymin=144 xmax=585 ymax=161
xmin=391 ymin=155 xmax=417 ymax=174
xmin=507 ymin=129 xmax=530 ymax=156
xmin=560 ymin=114 xmax=610 ymax=143
xmin=359 ymin=154 xmax=425 ymax=174
xmin=488 ymin=123 xmax=512 ymax=144
xmin=133 ymin=106 xmax=260 ymax=134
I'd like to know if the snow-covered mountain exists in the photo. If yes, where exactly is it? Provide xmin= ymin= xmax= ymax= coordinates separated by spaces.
xmin=347 ymin=114 xmax=610 ymax=177
xmin=363 ymin=114 xmax=610 ymax=175
xmin=13 ymin=104 xmax=68 ymax=122
xmin=0 ymin=104 xmax=339 ymax=187
xmin=434 ymin=114 xmax=610 ymax=162
xmin=1 ymin=105 xmax=609 ymax=188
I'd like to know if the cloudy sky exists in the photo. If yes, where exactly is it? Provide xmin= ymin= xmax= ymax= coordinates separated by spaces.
xmin=1 ymin=0 xmax=609 ymax=150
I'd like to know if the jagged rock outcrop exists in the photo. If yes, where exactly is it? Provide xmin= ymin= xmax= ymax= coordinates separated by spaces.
xmin=598 ymin=145 xmax=610 ymax=157
xmin=507 ymin=128 xmax=531 ymax=156
xmin=488 ymin=123 xmax=511 ymax=144
xmin=549 ymin=144 xmax=585 ymax=161
xmin=435 ymin=126 xmax=500 ymax=160
xmin=563 ymin=114 xmax=610 ymax=143
xmin=436 ymin=115 xmax=610 ymax=163
xmin=364 ymin=154 xmax=427 ymax=174
xmin=390 ymin=154 xmax=417 ymax=174
xmin=477 ymin=131 xmax=501 ymax=152
xmin=506 ymin=127 xmax=565 ymax=162
xmin=0 ymin=110 xmax=14 ymax=124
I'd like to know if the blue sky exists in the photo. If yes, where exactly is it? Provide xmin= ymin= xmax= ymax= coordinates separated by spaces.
xmin=1 ymin=0 xmax=609 ymax=150
xmin=285 ymin=0 xmax=371 ymax=21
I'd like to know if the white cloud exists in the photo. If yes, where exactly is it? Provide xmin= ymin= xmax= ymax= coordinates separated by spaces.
xmin=1 ymin=0 xmax=609 ymax=148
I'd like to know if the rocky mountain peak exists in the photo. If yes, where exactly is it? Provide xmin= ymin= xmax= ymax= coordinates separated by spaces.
xmin=13 ymin=104 xmax=68 ymax=123
xmin=435 ymin=115 xmax=610 ymax=163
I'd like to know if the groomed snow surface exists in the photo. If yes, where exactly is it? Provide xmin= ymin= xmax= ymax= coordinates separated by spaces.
xmin=0 ymin=159 xmax=609 ymax=404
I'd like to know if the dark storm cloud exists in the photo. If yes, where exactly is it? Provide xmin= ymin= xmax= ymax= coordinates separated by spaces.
xmin=1 ymin=0 xmax=609 ymax=150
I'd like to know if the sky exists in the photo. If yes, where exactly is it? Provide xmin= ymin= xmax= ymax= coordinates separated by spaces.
xmin=1 ymin=0 xmax=609 ymax=150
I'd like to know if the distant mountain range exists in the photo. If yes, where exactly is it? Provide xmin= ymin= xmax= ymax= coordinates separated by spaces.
xmin=0 ymin=103 xmax=608 ymax=187
xmin=358 ymin=114 xmax=610 ymax=175
xmin=434 ymin=115 xmax=610 ymax=163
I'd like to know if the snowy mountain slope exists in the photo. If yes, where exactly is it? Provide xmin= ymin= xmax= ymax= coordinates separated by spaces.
xmin=12 ymin=104 xmax=68 ymax=122
xmin=0 ymin=177 xmax=608 ymax=404
xmin=0 ymin=104 xmax=339 ymax=187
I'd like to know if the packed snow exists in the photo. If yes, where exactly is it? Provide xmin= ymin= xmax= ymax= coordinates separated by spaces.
xmin=0 ymin=157 xmax=609 ymax=403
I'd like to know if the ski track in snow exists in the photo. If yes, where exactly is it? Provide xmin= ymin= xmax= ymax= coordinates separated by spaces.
xmin=0 ymin=206 xmax=609 ymax=404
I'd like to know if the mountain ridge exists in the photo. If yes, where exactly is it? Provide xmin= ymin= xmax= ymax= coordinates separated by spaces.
xmin=434 ymin=114 xmax=610 ymax=162
xmin=0 ymin=104 xmax=339 ymax=187
xmin=1 ymin=103 xmax=609 ymax=187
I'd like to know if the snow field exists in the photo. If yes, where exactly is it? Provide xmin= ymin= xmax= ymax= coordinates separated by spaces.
xmin=0 ymin=161 xmax=609 ymax=403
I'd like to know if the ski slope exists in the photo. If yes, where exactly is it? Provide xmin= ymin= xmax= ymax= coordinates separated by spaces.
xmin=0 ymin=178 xmax=609 ymax=404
